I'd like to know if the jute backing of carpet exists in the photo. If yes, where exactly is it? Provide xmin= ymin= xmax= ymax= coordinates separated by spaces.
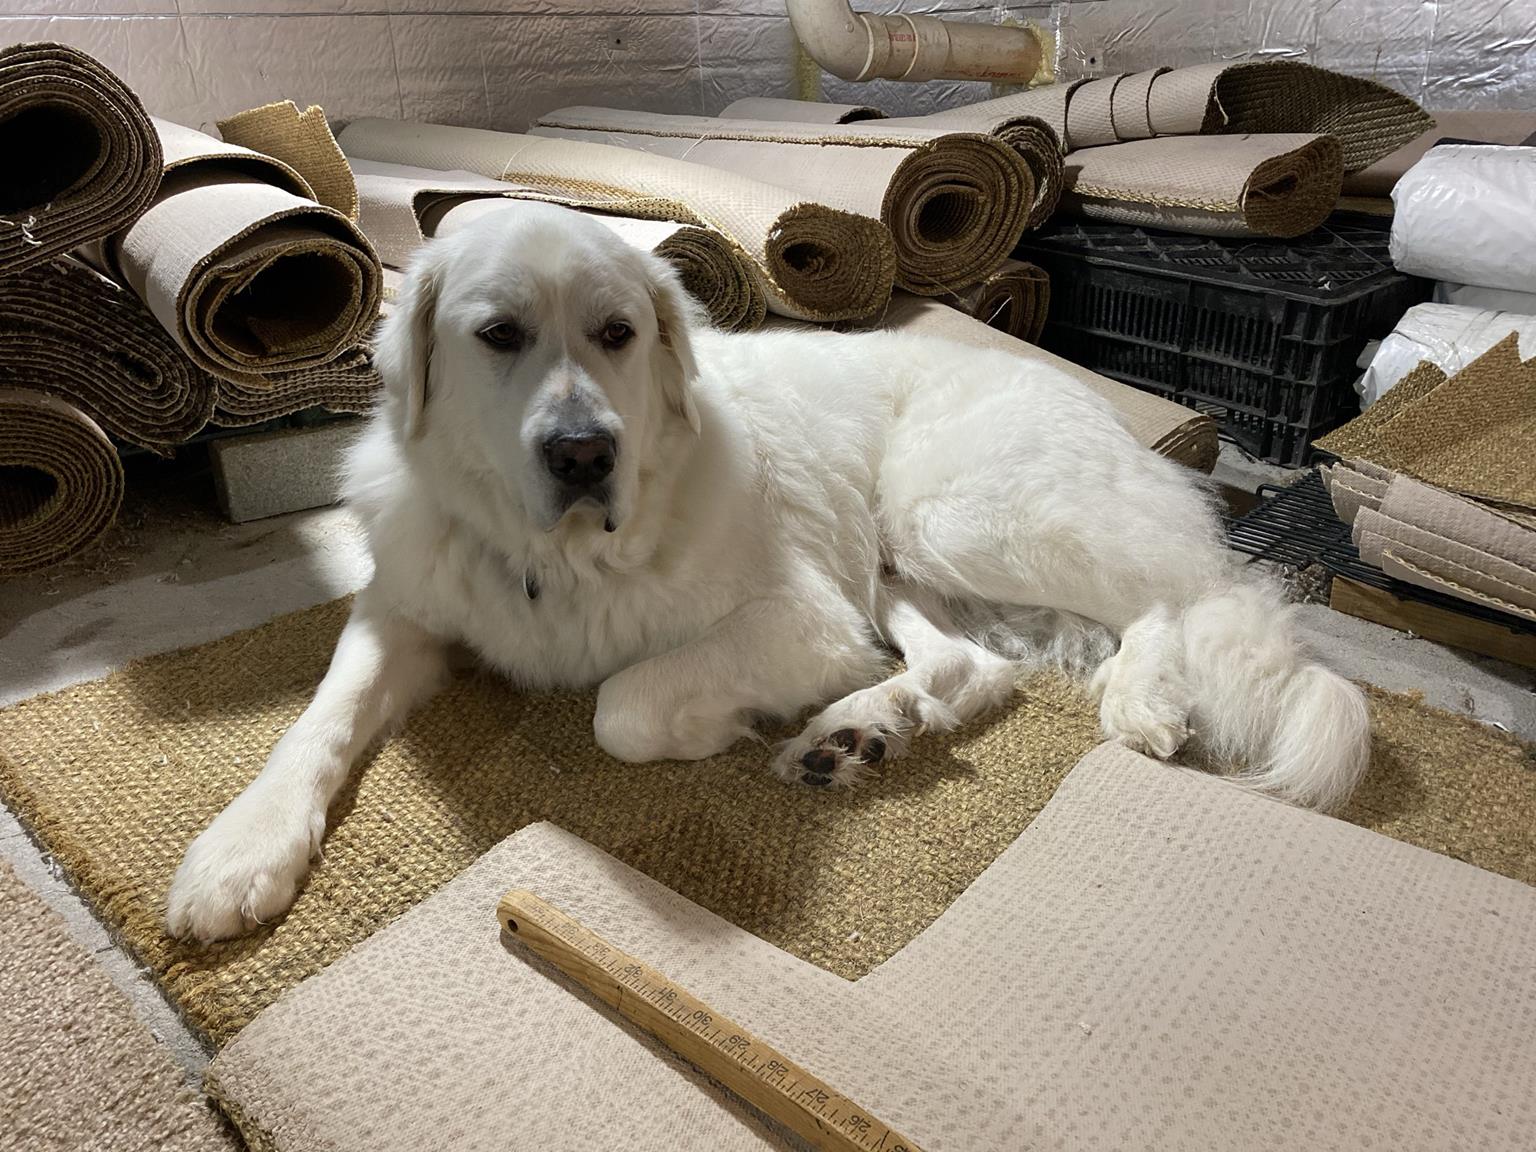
xmin=1344 ymin=110 xmax=1536 ymax=197
xmin=0 ymin=861 xmax=236 ymax=1152
xmin=0 ymin=255 xmax=215 ymax=451
xmin=1 ymin=599 xmax=1531 ymax=1046
xmin=530 ymin=108 xmax=1034 ymax=296
xmin=947 ymin=257 xmax=1049 ymax=344
xmin=350 ymin=159 xmax=766 ymax=332
xmin=210 ymin=342 xmax=381 ymax=427
xmin=1063 ymin=132 xmax=1344 ymax=238
xmin=87 ymin=118 xmax=382 ymax=387
xmin=216 ymin=100 xmax=359 ymax=220
xmin=0 ymin=388 xmax=123 ymax=576
xmin=337 ymin=118 xmax=896 ymax=324
xmin=0 ymin=42 xmax=161 ymax=275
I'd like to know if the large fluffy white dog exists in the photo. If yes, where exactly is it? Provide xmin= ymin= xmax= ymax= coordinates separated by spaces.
xmin=167 ymin=203 xmax=1370 ymax=941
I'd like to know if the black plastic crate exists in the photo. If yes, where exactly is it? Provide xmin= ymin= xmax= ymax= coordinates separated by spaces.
xmin=1017 ymin=223 xmax=1431 ymax=466
xmin=1225 ymin=469 xmax=1536 ymax=635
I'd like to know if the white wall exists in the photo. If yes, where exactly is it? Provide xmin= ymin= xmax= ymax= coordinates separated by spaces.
xmin=3 ymin=1 xmax=1529 ymax=136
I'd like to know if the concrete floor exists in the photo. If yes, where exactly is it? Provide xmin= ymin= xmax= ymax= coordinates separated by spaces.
xmin=2 ymin=445 xmax=1533 ymax=1085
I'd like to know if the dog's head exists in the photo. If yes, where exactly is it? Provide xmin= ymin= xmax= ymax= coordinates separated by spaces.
xmin=375 ymin=202 xmax=701 ymax=534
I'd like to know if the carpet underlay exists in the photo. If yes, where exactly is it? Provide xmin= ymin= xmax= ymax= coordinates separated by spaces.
xmin=0 ymin=598 xmax=1531 ymax=1047
xmin=0 ymin=860 xmax=235 ymax=1151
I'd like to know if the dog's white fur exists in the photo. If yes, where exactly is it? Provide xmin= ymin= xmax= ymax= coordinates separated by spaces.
xmin=166 ymin=203 xmax=1371 ymax=942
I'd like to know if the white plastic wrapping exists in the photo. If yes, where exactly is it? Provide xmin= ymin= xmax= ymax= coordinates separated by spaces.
xmin=1435 ymin=282 xmax=1536 ymax=316
xmin=1390 ymin=145 xmax=1536 ymax=296
xmin=1356 ymin=302 xmax=1536 ymax=408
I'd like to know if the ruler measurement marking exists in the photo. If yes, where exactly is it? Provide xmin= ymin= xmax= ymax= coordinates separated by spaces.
xmin=499 ymin=890 xmax=921 ymax=1152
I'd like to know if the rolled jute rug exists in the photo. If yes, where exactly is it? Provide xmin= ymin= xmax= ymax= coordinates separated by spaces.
xmin=1063 ymin=132 xmax=1345 ymax=238
xmin=337 ymin=118 xmax=896 ymax=324
xmin=0 ymin=42 xmax=161 ymax=275
xmin=722 ymin=96 xmax=1068 ymax=232
xmin=82 ymin=118 xmax=382 ymax=387
xmin=215 ymin=100 xmax=359 ymax=219
xmin=0 ymin=255 xmax=215 ymax=451
xmin=0 ymin=599 xmax=1529 ymax=1047
xmin=530 ymin=107 xmax=1034 ymax=296
xmin=349 ymin=158 xmax=766 ymax=332
xmin=0 ymin=389 xmax=124 ymax=576
xmin=211 ymin=342 xmax=382 ymax=427
xmin=0 ymin=861 xmax=236 ymax=1152
xmin=946 ymin=257 xmax=1050 ymax=344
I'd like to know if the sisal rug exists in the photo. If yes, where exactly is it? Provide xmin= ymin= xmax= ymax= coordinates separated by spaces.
xmin=0 ymin=860 xmax=235 ymax=1151
xmin=0 ymin=598 xmax=1531 ymax=1047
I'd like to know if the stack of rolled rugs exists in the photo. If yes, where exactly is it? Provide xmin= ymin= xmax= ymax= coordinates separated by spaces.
xmin=1318 ymin=333 xmax=1536 ymax=624
xmin=0 ymin=44 xmax=386 ymax=576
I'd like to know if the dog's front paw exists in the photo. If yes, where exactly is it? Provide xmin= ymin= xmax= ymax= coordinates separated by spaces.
xmin=166 ymin=797 xmax=321 ymax=943
xmin=1098 ymin=688 xmax=1189 ymax=761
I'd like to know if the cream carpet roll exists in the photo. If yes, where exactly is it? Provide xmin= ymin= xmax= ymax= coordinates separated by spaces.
xmin=0 ymin=255 xmax=215 ymax=451
xmin=1063 ymin=133 xmax=1344 ymax=238
xmin=351 ymin=159 xmax=765 ymax=331
xmin=947 ymin=257 xmax=1050 ymax=344
xmin=88 ymin=118 xmax=382 ymax=387
xmin=0 ymin=389 xmax=124 ymax=576
xmin=338 ymin=118 xmax=895 ymax=324
xmin=530 ymin=107 xmax=1033 ymax=297
xmin=719 ymin=97 xmax=886 ymax=124
xmin=0 ymin=43 xmax=161 ymax=275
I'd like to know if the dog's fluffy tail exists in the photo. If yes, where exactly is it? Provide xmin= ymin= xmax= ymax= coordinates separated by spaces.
xmin=1182 ymin=583 xmax=1371 ymax=813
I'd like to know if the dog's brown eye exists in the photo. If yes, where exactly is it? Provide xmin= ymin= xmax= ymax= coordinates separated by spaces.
xmin=479 ymin=320 xmax=525 ymax=351
xmin=601 ymin=320 xmax=633 ymax=350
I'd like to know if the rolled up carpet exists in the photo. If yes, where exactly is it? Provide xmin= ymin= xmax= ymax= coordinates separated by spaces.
xmin=212 ymin=344 xmax=381 ymax=427
xmin=338 ymin=119 xmax=893 ymax=324
xmin=1343 ymin=110 xmax=1536 ymax=198
xmin=350 ymin=159 xmax=765 ymax=331
xmin=0 ymin=43 xmax=161 ymax=275
xmin=947 ymin=258 xmax=1050 ymax=344
xmin=1063 ymin=133 xmax=1344 ymax=238
xmin=0 ymin=389 xmax=124 ymax=576
xmin=530 ymin=107 xmax=1032 ymax=297
xmin=85 ymin=118 xmax=382 ymax=387
xmin=0 ymin=255 xmax=215 ymax=451
xmin=719 ymin=97 xmax=885 ymax=124
xmin=216 ymin=100 xmax=359 ymax=219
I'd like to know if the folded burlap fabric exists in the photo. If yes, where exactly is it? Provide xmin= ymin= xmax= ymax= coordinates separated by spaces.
xmin=1063 ymin=132 xmax=1344 ymax=238
xmin=946 ymin=257 xmax=1050 ymax=344
xmin=0 ymin=43 xmax=161 ymax=275
xmin=0 ymin=389 xmax=124 ymax=576
xmin=350 ymin=159 xmax=765 ymax=331
xmin=530 ymin=107 xmax=1033 ymax=297
xmin=216 ymin=100 xmax=358 ymax=219
xmin=337 ymin=118 xmax=895 ymax=324
xmin=0 ymin=255 xmax=216 ymax=450
xmin=86 ymin=118 xmax=382 ymax=387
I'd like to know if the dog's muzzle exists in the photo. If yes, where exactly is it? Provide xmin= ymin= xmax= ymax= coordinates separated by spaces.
xmin=542 ymin=432 xmax=615 ymax=511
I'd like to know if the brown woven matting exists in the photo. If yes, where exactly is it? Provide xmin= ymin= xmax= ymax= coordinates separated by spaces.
xmin=0 ymin=599 xmax=1531 ymax=1046
xmin=0 ymin=388 xmax=124 ymax=576
xmin=336 ymin=118 xmax=896 ymax=324
xmin=216 ymin=100 xmax=359 ymax=221
xmin=0 ymin=42 xmax=161 ymax=275
xmin=946 ymin=257 xmax=1050 ymax=343
xmin=210 ymin=342 xmax=381 ymax=427
xmin=0 ymin=861 xmax=235 ymax=1151
xmin=0 ymin=255 xmax=215 ymax=451
xmin=530 ymin=108 xmax=1034 ymax=296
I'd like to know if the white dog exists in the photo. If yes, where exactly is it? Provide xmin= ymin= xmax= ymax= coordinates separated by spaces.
xmin=167 ymin=203 xmax=1371 ymax=942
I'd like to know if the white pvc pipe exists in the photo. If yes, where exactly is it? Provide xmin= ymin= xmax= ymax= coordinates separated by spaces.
xmin=785 ymin=0 xmax=1044 ymax=84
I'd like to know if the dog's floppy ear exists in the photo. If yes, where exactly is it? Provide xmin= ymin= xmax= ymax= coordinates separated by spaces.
xmin=646 ymin=256 xmax=702 ymax=435
xmin=375 ymin=247 xmax=442 ymax=440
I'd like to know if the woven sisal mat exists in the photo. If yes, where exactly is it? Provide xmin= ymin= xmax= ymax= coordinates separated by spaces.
xmin=0 ymin=861 xmax=235 ymax=1151
xmin=0 ymin=598 xmax=1531 ymax=1047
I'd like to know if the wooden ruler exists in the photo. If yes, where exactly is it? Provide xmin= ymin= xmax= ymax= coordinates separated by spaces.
xmin=498 ymin=890 xmax=926 ymax=1152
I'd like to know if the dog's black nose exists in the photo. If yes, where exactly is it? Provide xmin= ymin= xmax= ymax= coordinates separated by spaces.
xmin=542 ymin=433 xmax=616 ymax=487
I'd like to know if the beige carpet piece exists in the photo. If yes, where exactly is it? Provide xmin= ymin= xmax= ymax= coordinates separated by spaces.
xmin=945 ymin=257 xmax=1049 ymax=343
xmin=210 ymin=342 xmax=381 ymax=428
xmin=719 ymin=97 xmax=885 ymax=124
xmin=0 ymin=255 xmax=216 ymax=450
xmin=337 ymin=118 xmax=896 ymax=324
xmin=207 ymin=741 xmax=1536 ymax=1152
xmin=1344 ymin=110 xmax=1536 ymax=197
xmin=216 ymin=100 xmax=359 ymax=220
xmin=530 ymin=107 xmax=1033 ymax=297
xmin=0 ymin=388 xmax=123 ymax=576
xmin=874 ymin=294 xmax=1218 ymax=472
xmin=0 ymin=861 xmax=235 ymax=1152
xmin=1 ymin=600 xmax=1531 ymax=1049
xmin=351 ymin=159 xmax=765 ymax=332
xmin=1063 ymin=132 xmax=1345 ymax=238
xmin=87 ymin=118 xmax=382 ymax=387
xmin=0 ymin=42 xmax=161 ymax=275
